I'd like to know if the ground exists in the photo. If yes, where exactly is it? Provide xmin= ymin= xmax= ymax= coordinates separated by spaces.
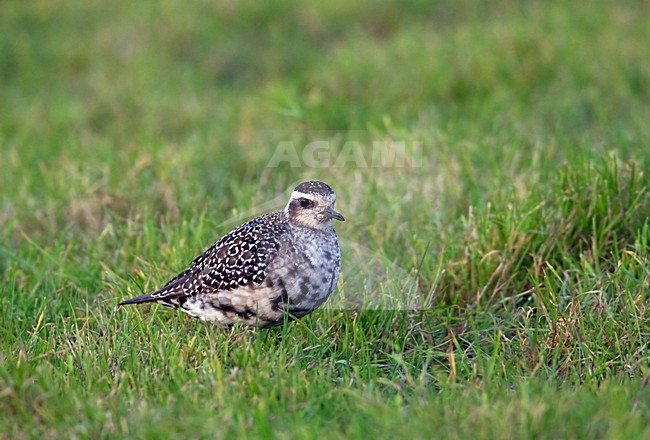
xmin=1 ymin=1 xmax=649 ymax=438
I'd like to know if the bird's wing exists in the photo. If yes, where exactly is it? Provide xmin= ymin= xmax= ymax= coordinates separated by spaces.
xmin=119 ymin=212 xmax=287 ymax=305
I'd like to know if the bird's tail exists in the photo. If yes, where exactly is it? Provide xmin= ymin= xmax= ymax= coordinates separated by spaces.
xmin=119 ymin=292 xmax=157 ymax=306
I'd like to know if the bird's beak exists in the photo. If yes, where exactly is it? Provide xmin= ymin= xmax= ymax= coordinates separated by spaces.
xmin=324 ymin=206 xmax=345 ymax=221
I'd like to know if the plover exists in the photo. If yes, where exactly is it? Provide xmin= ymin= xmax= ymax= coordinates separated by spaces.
xmin=119 ymin=180 xmax=344 ymax=328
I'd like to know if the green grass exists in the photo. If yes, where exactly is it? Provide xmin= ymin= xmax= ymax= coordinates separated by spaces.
xmin=1 ymin=0 xmax=649 ymax=438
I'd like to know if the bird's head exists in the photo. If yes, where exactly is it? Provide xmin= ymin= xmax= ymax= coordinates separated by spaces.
xmin=285 ymin=180 xmax=345 ymax=229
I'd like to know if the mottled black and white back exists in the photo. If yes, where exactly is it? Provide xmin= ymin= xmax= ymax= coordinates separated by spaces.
xmin=119 ymin=180 xmax=344 ymax=328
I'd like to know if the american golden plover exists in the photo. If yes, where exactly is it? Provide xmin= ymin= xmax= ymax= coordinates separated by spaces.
xmin=119 ymin=181 xmax=344 ymax=328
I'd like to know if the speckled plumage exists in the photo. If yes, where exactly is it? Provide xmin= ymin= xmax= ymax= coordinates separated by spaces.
xmin=119 ymin=180 xmax=344 ymax=328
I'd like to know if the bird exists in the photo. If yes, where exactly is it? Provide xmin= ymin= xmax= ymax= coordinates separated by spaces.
xmin=119 ymin=180 xmax=345 ymax=328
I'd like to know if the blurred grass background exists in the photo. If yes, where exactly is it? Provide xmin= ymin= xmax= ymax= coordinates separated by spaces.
xmin=1 ymin=0 xmax=649 ymax=438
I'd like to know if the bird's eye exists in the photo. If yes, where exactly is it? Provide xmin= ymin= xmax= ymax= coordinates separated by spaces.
xmin=298 ymin=198 xmax=313 ymax=208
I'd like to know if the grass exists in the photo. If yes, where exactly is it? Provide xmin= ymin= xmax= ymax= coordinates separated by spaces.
xmin=1 ymin=0 xmax=649 ymax=438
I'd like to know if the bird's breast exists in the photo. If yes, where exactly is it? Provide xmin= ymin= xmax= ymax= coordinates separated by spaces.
xmin=266 ymin=229 xmax=341 ymax=314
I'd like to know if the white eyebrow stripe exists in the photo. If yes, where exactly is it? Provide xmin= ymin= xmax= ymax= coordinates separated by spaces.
xmin=290 ymin=191 xmax=316 ymax=200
